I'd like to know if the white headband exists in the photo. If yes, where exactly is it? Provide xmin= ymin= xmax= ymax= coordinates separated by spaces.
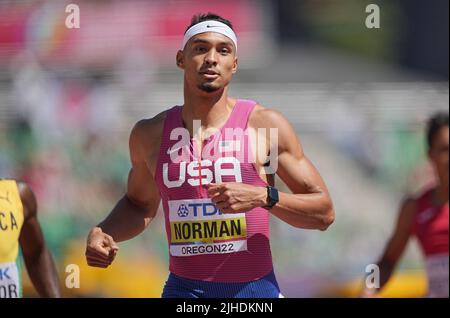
xmin=182 ymin=20 xmax=237 ymax=52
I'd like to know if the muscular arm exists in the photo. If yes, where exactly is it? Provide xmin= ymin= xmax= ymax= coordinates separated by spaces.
xmin=209 ymin=106 xmax=334 ymax=231
xmin=18 ymin=182 xmax=61 ymax=298
xmin=257 ymin=108 xmax=334 ymax=230
xmin=96 ymin=119 xmax=161 ymax=242
xmin=362 ymin=198 xmax=416 ymax=295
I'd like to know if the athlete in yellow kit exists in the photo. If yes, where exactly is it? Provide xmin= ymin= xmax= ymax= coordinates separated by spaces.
xmin=0 ymin=179 xmax=60 ymax=298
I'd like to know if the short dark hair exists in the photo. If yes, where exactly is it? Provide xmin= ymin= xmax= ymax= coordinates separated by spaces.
xmin=185 ymin=13 xmax=233 ymax=33
xmin=427 ymin=112 xmax=449 ymax=149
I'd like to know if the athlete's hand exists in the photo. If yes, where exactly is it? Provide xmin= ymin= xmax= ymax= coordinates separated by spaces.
xmin=85 ymin=227 xmax=119 ymax=268
xmin=207 ymin=182 xmax=267 ymax=213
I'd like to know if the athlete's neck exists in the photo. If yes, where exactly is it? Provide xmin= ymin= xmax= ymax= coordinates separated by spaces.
xmin=182 ymin=85 xmax=235 ymax=139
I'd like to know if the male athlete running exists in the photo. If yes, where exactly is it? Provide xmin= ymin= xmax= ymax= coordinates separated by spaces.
xmin=85 ymin=13 xmax=335 ymax=298
xmin=0 ymin=179 xmax=61 ymax=298
xmin=361 ymin=112 xmax=449 ymax=298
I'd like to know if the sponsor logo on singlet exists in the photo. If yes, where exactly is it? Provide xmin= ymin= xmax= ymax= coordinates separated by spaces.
xmin=0 ymin=262 xmax=20 ymax=298
xmin=168 ymin=199 xmax=247 ymax=257
xmin=417 ymin=207 xmax=437 ymax=224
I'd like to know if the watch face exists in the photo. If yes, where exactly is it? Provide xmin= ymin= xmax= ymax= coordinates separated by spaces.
xmin=272 ymin=187 xmax=279 ymax=201
xmin=268 ymin=186 xmax=279 ymax=207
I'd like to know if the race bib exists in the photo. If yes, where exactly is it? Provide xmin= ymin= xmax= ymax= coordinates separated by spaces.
xmin=425 ymin=254 xmax=449 ymax=298
xmin=0 ymin=262 xmax=20 ymax=298
xmin=168 ymin=199 xmax=248 ymax=257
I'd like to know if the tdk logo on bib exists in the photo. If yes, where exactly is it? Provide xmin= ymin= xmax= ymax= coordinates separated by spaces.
xmin=177 ymin=202 xmax=224 ymax=218
xmin=0 ymin=262 xmax=20 ymax=298
xmin=177 ymin=204 xmax=189 ymax=217
xmin=0 ymin=267 xmax=11 ymax=280
xmin=168 ymin=199 xmax=248 ymax=257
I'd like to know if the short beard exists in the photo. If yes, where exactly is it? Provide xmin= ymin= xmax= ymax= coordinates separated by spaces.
xmin=198 ymin=83 xmax=221 ymax=93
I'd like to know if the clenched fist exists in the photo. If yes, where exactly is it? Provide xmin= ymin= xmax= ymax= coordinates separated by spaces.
xmin=207 ymin=182 xmax=267 ymax=213
xmin=85 ymin=227 xmax=119 ymax=268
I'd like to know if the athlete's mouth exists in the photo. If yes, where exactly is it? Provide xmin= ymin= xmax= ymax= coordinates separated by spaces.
xmin=200 ymin=69 xmax=219 ymax=76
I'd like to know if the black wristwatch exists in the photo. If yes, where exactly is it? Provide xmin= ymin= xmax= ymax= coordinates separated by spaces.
xmin=265 ymin=186 xmax=279 ymax=209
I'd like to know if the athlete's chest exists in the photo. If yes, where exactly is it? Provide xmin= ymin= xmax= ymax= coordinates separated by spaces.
xmin=0 ymin=186 xmax=23 ymax=236
xmin=0 ymin=210 xmax=21 ymax=234
xmin=160 ymin=133 xmax=249 ymax=189
xmin=415 ymin=204 xmax=449 ymax=236
xmin=0 ymin=187 xmax=23 ymax=263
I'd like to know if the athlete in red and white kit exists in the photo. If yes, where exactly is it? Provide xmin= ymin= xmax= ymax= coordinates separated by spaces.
xmin=362 ymin=112 xmax=449 ymax=298
xmin=85 ymin=13 xmax=335 ymax=298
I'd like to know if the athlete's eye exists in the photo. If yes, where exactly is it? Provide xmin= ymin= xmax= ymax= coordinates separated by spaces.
xmin=194 ymin=46 xmax=208 ymax=53
xmin=219 ymin=48 xmax=230 ymax=55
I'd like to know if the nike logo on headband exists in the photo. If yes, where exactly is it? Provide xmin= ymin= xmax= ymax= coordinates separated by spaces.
xmin=183 ymin=21 xmax=238 ymax=51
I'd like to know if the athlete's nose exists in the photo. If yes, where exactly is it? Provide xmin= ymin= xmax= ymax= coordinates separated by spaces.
xmin=204 ymin=50 xmax=218 ymax=66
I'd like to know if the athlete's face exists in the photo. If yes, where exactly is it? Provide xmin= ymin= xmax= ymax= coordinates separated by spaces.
xmin=176 ymin=32 xmax=238 ymax=94
xmin=429 ymin=126 xmax=449 ymax=187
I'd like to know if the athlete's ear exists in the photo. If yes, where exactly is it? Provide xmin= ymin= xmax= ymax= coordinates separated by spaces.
xmin=231 ymin=56 xmax=238 ymax=74
xmin=176 ymin=50 xmax=185 ymax=70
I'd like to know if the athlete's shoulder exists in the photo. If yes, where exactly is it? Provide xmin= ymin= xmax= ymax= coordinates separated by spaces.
xmin=133 ymin=109 xmax=169 ymax=135
xmin=0 ymin=178 xmax=27 ymax=196
xmin=399 ymin=195 xmax=418 ymax=218
xmin=249 ymin=104 xmax=291 ymax=129
xmin=129 ymin=109 xmax=171 ymax=162
xmin=14 ymin=180 xmax=37 ymax=220
xmin=414 ymin=187 xmax=435 ymax=202
xmin=0 ymin=178 xmax=18 ymax=198
xmin=130 ymin=109 xmax=170 ymax=144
